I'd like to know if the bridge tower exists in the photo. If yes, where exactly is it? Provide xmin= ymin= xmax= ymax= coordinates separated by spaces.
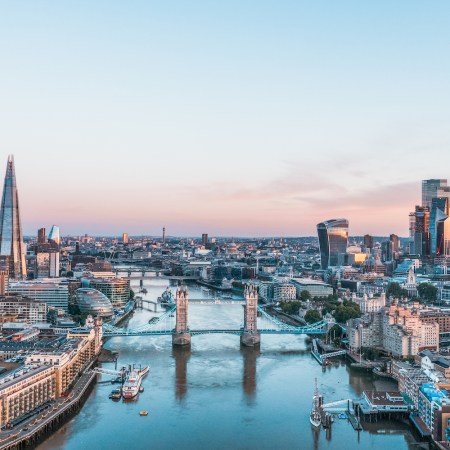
xmin=172 ymin=285 xmax=191 ymax=346
xmin=240 ymin=284 xmax=261 ymax=347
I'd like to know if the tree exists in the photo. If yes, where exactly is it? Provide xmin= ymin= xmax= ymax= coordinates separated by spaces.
xmin=417 ymin=283 xmax=438 ymax=303
xmin=300 ymin=290 xmax=311 ymax=301
xmin=304 ymin=309 xmax=322 ymax=324
xmin=321 ymin=295 xmax=340 ymax=315
xmin=280 ymin=301 xmax=301 ymax=315
xmin=386 ymin=282 xmax=408 ymax=299
xmin=333 ymin=301 xmax=361 ymax=323
xmin=362 ymin=347 xmax=380 ymax=361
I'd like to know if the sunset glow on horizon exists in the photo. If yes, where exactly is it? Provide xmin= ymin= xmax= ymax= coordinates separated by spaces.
xmin=2 ymin=2 xmax=450 ymax=237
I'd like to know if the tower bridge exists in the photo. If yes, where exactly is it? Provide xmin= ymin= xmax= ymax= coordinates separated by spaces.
xmin=103 ymin=285 xmax=330 ymax=347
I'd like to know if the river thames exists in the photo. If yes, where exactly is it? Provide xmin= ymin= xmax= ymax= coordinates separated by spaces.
xmin=37 ymin=278 xmax=424 ymax=450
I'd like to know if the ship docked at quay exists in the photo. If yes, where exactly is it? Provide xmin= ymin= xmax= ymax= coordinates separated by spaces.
xmin=122 ymin=366 xmax=150 ymax=399
xmin=310 ymin=378 xmax=322 ymax=428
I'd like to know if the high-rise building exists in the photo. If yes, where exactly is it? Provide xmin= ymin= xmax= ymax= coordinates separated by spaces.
xmin=430 ymin=197 xmax=449 ymax=255
xmin=122 ymin=232 xmax=129 ymax=244
xmin=202 ymin=233 xmax=208 ymax=247
xmin=422 ymin=179 xmax=450 ymax=209
xmin=435 ymin=209 xmax=450 ymax=259
xmin=48 ymin=225 xmax=60 ymax=246
xmin=381 ymin=240 xmax=393 ymax=262
xmin=0 ymin=155 xmax=26 ymax=279
xmin=363 ymin=234 xmax=374 ymax=251
xmin=410 ymin=205 xmax=430 ymax=256
xmin=390 ymin=234 xmax=400 ymax=253
xmin=317 ymin=219 xmax=349 ymax=270
xmin=37 ymin=228 xmax=46 ymax=244
xmin=35 ymin=251 xmax=60 ymax=278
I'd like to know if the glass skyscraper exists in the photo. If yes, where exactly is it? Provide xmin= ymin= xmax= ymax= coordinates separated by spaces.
xmin=429 ymin=197 xmax=449 ymax=255
xmin=48 ymin=225 xmax=60 ymax=245
xmin=0 ymin=155 xmax=26 ymax=279
xmin=422 ymin=179 xmax=450 ymax=209
xmin=317 ymin=219 xmax=349 ymax=270
xmin=435 ymin=209 xmax=450 ymax=258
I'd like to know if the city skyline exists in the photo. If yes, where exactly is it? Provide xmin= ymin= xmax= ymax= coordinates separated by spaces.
xmin=2 ymin=2 xmax=450 ymax=236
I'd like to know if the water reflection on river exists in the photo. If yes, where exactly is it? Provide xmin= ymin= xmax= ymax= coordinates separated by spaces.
xmin=37 ymin=276 xmax=423 ymax=450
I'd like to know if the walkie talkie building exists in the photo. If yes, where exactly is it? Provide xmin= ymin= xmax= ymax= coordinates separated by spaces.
xmin=317 ymin=218 xmax=349 ymax=270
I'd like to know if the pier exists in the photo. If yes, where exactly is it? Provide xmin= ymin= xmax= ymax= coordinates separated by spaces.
xmin=311 ymin=339 xmax=346 ymax=365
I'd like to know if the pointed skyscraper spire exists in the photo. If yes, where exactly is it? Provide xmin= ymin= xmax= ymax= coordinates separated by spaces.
xmin=0 ymin=155 xmax=27 ymax=279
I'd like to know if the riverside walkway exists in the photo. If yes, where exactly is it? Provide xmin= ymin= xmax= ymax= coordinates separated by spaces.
xmin=0 ymin=370 xmax=96 ymax=450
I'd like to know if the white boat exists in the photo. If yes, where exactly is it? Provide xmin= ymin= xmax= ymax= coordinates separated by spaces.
xmin=122 ymin=366 xmax=149 ymax=399
xmin=310 ymin=378 xmax=322 ymax=428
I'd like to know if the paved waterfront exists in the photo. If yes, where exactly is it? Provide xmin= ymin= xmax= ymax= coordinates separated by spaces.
xmin=37 ymin=278 xmax=424 ymax=450
xmin=0 ymin=370 xmax=95 ymax=449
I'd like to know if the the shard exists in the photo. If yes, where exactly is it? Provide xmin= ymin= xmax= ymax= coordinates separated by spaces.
xmin=0 ymin=155 xmax=26 ymax=279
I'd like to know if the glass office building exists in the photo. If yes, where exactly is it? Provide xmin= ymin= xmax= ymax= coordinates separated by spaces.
xmin=317 ymin=219 xmax=349 ymax=270
xmin=76 ymin=288 xmax=113 ymax=318
xmin=0 ymin=155 xmax=26 ymax=279
xmin=48 ymin=225 xmax=60 ymax=245
xmin=422 ymin=179 xmax=449 ymax=209
xmin=8 ymin=280 xmax=69 ymax=311
xmin=436 ymin=209 xmax=450 ymax=258
xmin=86 ymin=277 xmax=130 ymax=307
xmin=430 ymin=197 xmax=449 ymax=255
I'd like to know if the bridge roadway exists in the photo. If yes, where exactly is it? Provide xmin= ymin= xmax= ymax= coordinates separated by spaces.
xmin=102 ymin=305 xmax=329 ymax=337
xmin=103 ymin=328 xmax=327 ymax=337
xmin=139 ymin=298 xmax=245 ymax=304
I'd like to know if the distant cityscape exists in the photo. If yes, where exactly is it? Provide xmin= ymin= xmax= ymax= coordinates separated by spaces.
xmin=1 ymin=155 xmax=450 ymax=448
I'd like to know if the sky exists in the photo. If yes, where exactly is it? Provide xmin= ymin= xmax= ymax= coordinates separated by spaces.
xmin=1 ymin=1 xmax=450 ymax=237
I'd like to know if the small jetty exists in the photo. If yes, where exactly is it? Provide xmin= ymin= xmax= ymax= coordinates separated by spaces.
xmin=311 ymin=339 xmax=346 ymax=366
xmin=347 ymin=409 xmax=363 ymax=431
xmin=312 ymin=385 xmax=363 ymax=432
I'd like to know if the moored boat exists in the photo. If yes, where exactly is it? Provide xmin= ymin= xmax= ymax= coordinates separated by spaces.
xmin=110 ymin=388 xmax=122 ymax=399
xmin=122 ymin=366 xmax=149 ymax=399
xmin=310 ymin=378 xmax=322 ymax=428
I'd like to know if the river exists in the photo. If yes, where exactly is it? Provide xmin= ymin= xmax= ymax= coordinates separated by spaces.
xmin=37 ymin=275 xmax=424 ymax=450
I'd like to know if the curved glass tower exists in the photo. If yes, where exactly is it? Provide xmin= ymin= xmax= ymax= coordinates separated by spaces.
xmin=0 ymin=155 xmax=26 ymax=279
xmin=317 ymin=219 xmax=349 ymax=270
xmin=48 ymin=225 xmax=60 ymax=245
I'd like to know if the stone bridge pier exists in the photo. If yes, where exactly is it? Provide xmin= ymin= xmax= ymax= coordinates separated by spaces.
xmin=172 ymin=285 xmax=191 ymax=347
xmin=240 ymin=284 xmax=261 ymax=347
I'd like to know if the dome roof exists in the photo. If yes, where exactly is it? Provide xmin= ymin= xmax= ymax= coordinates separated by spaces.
xmin=76 ymin=288 xmax=114 ymax=318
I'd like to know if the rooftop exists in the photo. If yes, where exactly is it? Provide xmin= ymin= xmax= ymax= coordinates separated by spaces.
xmin=420 ymin=383 xmax=450 ymax=405
xmin=291 ymin=278 xmax=331 ymax=286
xmin=364 ymin=391 xmax=405 ymax=406
xmin=0 ymin=364 xmax=50 ymax=391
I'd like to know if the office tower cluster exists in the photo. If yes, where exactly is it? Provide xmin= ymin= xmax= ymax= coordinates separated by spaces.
xmin=409 ymin=179 xmax=450 ymax=261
